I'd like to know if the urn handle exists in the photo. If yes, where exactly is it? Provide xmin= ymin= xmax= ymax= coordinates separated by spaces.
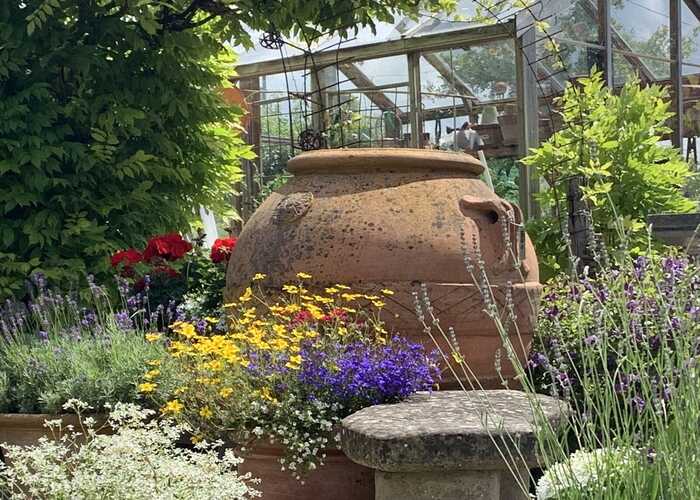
xmin=459 ymin=195 xmax=525 ymax=271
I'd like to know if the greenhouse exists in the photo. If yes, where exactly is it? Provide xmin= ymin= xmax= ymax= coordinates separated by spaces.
xmin=0 ymin=1 xmax=699 ymax=499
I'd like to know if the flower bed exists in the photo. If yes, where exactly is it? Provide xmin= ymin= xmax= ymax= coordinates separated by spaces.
xmin=142 ymin=273 xmax=439 ymax=497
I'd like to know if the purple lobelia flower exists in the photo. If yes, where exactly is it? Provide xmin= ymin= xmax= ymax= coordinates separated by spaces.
xmin=297 ymin=336 xmax=440 ymax=411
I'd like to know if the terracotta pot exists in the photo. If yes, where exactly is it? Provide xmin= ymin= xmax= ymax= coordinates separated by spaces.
xmin=226 ymin=148 xmax=541 ymax=388
xmin=238 ymin=440 xmax=373 ymax=500
xmin=0 ymin=413 xmax=109 ymax=464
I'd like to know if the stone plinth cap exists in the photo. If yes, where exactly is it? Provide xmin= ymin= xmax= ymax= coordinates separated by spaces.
xmin=341 ymin=390 xmax=567 ymax=473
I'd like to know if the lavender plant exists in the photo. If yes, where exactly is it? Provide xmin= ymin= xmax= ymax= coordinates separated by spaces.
xmin=415 ymin=234 xmax=700 ymax=498
xmin=0 ymin=275 xmax=169 ymax=414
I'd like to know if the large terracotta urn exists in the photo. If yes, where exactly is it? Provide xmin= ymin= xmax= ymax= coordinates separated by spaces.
xmin=238 ymin=441 xmax=373 ymax=500
xmin=226 ymin=148 xmax=541 ymax=388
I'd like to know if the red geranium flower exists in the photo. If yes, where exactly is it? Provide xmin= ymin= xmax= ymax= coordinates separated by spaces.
xmin=210 ymin=237 xmax=238 ymax=264
xmin=110 ymin=249 xmax=143 ymax=269
xmin=143 ymin=233 xmax=192 ymax=262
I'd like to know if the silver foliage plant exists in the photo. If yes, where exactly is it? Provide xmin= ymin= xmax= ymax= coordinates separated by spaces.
xmin=0 ymin=400 xmax=260 ymax=499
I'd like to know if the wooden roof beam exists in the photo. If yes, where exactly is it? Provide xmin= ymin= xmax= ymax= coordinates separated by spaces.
xmin=421 ymin=52 xmax=475 ymax=113
xmin=337 ymin=63 xmax=407 ymax=119
xmin=231 ymin=22 xmax=515 ymax=80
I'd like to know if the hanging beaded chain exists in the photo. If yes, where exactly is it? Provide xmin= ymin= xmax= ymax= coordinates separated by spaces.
xmin=259 ymin=30 xmax=284 ymax=50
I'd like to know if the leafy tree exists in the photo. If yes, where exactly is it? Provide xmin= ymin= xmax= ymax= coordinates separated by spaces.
xmin=522 ymin=70 xmax=696 ymax=278
xmin=0 ymin=0 xmax=456 ymax=298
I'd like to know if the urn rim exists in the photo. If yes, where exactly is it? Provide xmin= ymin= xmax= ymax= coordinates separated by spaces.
xmin=287 ymin=148 xmax=484 ymax=176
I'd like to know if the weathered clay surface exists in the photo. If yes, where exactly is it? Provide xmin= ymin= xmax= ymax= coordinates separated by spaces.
xmin=226 ymin=148 xmax=542 ymax=386
xmin=340 ymin=390 xmax=567 ymax=472
xmin=238 ymin=440 xmax=373 ymax=500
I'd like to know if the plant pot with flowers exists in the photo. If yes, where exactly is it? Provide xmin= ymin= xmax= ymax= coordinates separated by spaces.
xmin=142 ymin=273 xmax=440 ymax=500
xmin=0 ymin=274 xmax=169 ymax=462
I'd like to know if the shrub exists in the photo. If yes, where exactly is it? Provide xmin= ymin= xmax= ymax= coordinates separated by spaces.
xmin=0 ymin=276 xmax=169 ymax=413
xmin=522 ymin=70 xmax=696 ymax=278
xmin=0 ymin=2 xmax=253 ymax=299
xmin=0 ymin=400 xmax=260 ymax=499
xmin=143 ymin=274 xmax=440 ymax=476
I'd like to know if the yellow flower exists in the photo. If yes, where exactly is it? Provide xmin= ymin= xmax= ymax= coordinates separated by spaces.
xmin=335 ymin=284 xmax=351 ymax=290
xmin=239 ymin=287 xmax=253 ymax=303
xmin=296 ymin=272 xmax=312 ymax=279
xmin=285 ymin=354 xmax=302 ymax=370
xmin=138 ymin=382 xmax=157 ymax=393
xmin=380 ymin=289 xmax=395 ymax=296
xmin=199 ymin=407 xmax=213 ymax=419
xmin=204 ymin=359 xmax=224 ymax=372
xmin=372 ymin=300 xmax=386 ymax=308
xmin=223 ymin=302 xmax=238 ymax=308
xmin=272 ymin=324 xmax=288 ymax=336
xmin=252 ymin=273 xmax=267 ymax=281
xmin=174 ymin=386 xmax=189 ymax=395
xmin=324 ymin=287 xmax=339 ymax=295
xmin=258 ymin=387 xmax=275 ymax=401
xmin=145 ymin=332 xmax=162 ymax=343
xmin=452 ymin=352 xmax=465 ymax=364
xmin=341 ymin=307 xmax=357 ymax=313
xmin=172 ymin=322 xmax=196 ymax=339
xmin=338 ymin=326 xmax=348 ymax=336
xmin=282 ymin=284 xmax=300 ymax=294
xmin=270 ymin=338 xmax=289 ymax=351
xmin=144 ymin=369 xmax=160 ymax=380
xmin=162 ymin=399 xmax=184 ymax=414
xmin=205 ymin=316 xmax=218 ymax=324
xmin=341 ymin=293 xmax=362 ymax=301
xmin=146 ymin=359 xmax=161 ymax=367
xmin=313 ymin=295 xmax=334 ymax=304
xmin=219 ymin=387 xmax=234 ymax=398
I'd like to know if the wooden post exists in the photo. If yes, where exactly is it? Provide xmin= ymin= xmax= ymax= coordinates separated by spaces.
xmin=515 ymin=27 xmax=541 ymax=221
xmin=238 ymin=76 xmax=261 ymax=221
xmin=407 ymin=51 xmax=423 ymax=148
xmin=567 ymin=176 xmax=595 ymax=274
xmin=597 ymin=0 xmax=613 ymax=86
xmin=670 ymin=0 xmax=684 ymax=149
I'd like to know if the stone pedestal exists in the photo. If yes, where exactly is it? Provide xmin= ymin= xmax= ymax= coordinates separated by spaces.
xmin=341 ymin=390 xmax=566 ymax=500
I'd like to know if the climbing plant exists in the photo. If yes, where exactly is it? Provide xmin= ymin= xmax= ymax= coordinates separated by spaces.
xmin=0 ymin=0 xmax=456 ymax=298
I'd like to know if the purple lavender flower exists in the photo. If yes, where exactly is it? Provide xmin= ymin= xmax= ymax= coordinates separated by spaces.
xmin=114 ymin=310 xmax=134 ymax=330
xmin=528 ymin=352 xmax=548 ymax=369
xmin=38 ymin=330 xmax=48 ymax=342
xmin=584 ymin=334 xmax=599 ymax=346
xmin=631 ymin=395 xmax=646 ymax=413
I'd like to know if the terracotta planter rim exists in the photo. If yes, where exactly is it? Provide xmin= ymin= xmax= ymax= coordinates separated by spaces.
xmin=287 ymin=148 xmax=484 ymax=176
xmin=0 ymin=412 xmax=107 ymax=429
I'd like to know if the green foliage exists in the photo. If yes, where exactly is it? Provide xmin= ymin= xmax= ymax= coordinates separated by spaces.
xmin=0 ymin=329 xmax=167 ymax=414
xmin=528 ymin=252 xmax=700 ymax=499
xmin=522 ymin=71 xmax=696 ymax=277
xmin=0 ymin=2 xmax=256 ymax=298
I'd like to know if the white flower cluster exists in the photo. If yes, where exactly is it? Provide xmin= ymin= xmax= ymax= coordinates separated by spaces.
xmin=536 ymin=448 xmax=634 ymax=500
xmin=250 ymin=396 xmax=341 ymax=480
xmin=0 ymin=399 xmax=260 ymax=500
